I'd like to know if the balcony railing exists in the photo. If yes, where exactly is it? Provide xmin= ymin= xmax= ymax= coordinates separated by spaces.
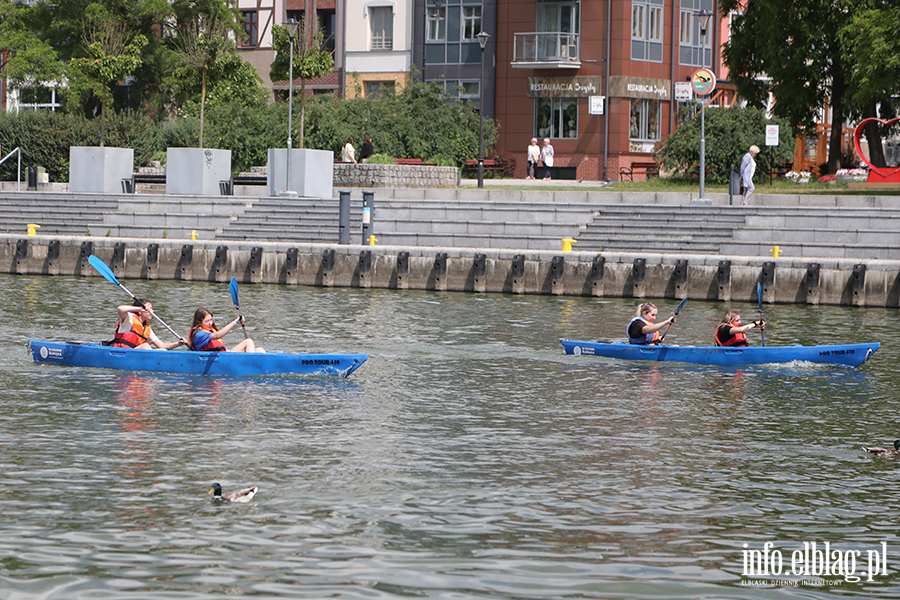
xmin=513 ymin=32 xmax=580 ymax=68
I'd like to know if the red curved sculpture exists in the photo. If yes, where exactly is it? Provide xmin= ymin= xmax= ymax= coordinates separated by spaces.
xmin=853 ymin=118 xmax=900 ymax=183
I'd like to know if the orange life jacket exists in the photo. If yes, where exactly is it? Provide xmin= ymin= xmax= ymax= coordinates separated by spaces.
xmin=189 ymin=325 xmax=227 ymax=351
xmin=627 ymin=317 xmax=662 ymax=345
xmin=113 ymin=314 xmax=151 ymax=348
xmin=715 ymin=324 xmax=749 ymax=347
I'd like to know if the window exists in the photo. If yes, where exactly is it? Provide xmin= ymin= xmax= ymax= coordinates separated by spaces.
xmin=631 ymin=0 xmax=663 ymax=62
xmin=427 ymin=7 xmax=446 ymax=42
xmin=462 ymin=6 xmax=482 ymax=41
xmin=535 ymin=97 xmax=578 ymax=139
xmin=678 ymin=0 xmax=714 ymax=67
xmin=629 ymin=99 xmax=661 ymax=141
xmin=370 ymin=6 xmax=393 ymax=50
xmin=240 ymin=11 xmax=258 ymax=47
xmin=366 ymin=81 xmax=396 ymax=98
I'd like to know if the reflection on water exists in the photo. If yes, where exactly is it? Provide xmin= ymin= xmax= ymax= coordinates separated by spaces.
xmin=1 ymin=274 xmax=900 ymax=599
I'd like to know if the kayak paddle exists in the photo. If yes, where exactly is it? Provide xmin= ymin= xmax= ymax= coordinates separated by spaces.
xmin=88 ymin=254 xmax=184 ymax=341
xmin=229 ymin=277 xmax=248 ymax=339
xmin=660 ymin=296 xmax=687 ymax=341
xmin=757 ymin=281 xmax=765 ymax=346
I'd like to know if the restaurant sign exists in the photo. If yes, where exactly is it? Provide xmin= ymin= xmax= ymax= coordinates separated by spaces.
xmin=608 ymin=76 xmax=671 ymax=100
xmin=527 ymin=77 xmax=604 ymax=98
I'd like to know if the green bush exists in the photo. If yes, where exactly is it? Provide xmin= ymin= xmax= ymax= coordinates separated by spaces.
xmin=0 ymin=79 xmax=497 ymax=180
xmin=364 ymin=154 xmax=395 ymax=165
xmin=657 ymin=106 xmax=795 ymax=183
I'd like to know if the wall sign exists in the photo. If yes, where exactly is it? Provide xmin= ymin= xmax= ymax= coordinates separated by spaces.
xmin=527 ymin=77 xmax=604 ymax=98
xmin=589 ymin=96 xmax=605 ymax=115
xmin=608 ymin=76 xmax=671 ymax=100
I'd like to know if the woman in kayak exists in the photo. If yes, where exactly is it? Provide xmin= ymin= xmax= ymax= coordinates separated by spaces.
xmin=714 ymin=310 xmax=764 ymax=347
xmin=627 ymin=302 xmax=676 ymax=345
xmin=113 ymin=300 xmax=187 ymax=350
xmin=188 ymin=308 xmax=265 ymax=353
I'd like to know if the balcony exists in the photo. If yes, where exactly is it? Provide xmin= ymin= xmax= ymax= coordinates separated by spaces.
xmin=512 ymin=32 xmax=581 ymax=69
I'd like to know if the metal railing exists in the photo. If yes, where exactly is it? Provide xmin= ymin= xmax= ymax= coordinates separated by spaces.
xmin=0 ymin=147 xmax=22 ymax=191
xmin=513 ymin=32 xmax=580 ymax=64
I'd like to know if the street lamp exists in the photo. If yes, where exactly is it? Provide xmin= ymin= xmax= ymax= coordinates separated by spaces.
xmin=476 ymin=31 xmax=490 ymax=189
xmin=280 ymin=18 xmax=301 ymax=198
xmin=697 ymin=9 xmax=713 ymax=202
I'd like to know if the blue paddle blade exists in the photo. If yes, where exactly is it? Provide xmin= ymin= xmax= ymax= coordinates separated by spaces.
xmin=229 ymin=277 xmax=240 ymax=307
xmin=757 ymin=282 xmax=762 ymax=310
xmin=675 ymin=296 xmax=688 ymax=314
xmin=88 ymin=255 xmax=119 ymax=285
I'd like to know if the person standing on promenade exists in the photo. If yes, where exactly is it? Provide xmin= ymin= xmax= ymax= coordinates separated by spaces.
xmin=541 ymin=138 xmax=554 ymax=180
xmin=359 ymin=135 xmax=374 ymax=163
xmin=740 ymin=145 xmax=759 ymax=206
xmin=526 ymin=138 xmax=541 ymax=179
xmin=342 ymin=136 xmax=357 ymax=163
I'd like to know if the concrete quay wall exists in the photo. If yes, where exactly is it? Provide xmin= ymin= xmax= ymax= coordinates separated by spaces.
xmin=3 ymin=234 xmax=899 ymax=308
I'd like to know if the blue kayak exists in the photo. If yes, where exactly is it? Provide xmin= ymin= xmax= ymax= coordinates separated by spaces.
xmin=28 ymin=340 xmax=368 ymax=378
xmin=560 ymin=339 xmax=880 ymax=368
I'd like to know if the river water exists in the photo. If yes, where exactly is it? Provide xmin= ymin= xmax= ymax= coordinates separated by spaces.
xmin=1 ymin=273 xmax=900 ymax=599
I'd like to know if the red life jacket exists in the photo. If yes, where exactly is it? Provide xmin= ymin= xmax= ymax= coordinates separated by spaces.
xmin=189 ymin=325 xmax=226 ymax=351
xmin=113 ymin=314 xmax=151 ymax=348
xmin=715 ymin=324 xmax=749 ymax=347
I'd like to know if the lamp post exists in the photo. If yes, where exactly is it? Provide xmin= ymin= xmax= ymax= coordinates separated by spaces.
xmin=476 ymin=31 xmax=490 ymax=189
xmin=697 ymin=9 xmax=713 ymax=201
xmin=281 ymin=18 xmax=301 ymax=198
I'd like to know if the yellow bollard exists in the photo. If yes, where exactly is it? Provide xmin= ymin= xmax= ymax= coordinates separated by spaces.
xmin=190 ymin=230 xmax=198 ymax=241
xmin=770 ymin=245 xmax=783 ymax=258
xmin=27 ymin=224 xmax=40 ymax=236
xmin=369 ymin=236 xmax=378 ymax=246
xmin=561 ymin=238 xmax=577 ymax=252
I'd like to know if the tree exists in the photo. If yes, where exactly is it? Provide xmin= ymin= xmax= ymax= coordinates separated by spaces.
xmin=269 ymin=20 xmax=334 ymax=148
xmin=839 ymin=4 xmax=900 ymax=168
xmin=721 ymin=1 xmax=847 ymax=173
xmin=0 ymin=3 xmax=66 ymax=100
xmin=69 ymin=5 xmax=147 ymax=146
xmin=171 ymin=15 xmax=232 ymax=147
xmin=657 ymin=106 xmax=794 ymax=183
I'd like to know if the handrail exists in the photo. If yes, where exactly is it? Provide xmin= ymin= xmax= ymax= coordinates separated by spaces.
xmin=0 ymin=147 xmax=22 ymax=191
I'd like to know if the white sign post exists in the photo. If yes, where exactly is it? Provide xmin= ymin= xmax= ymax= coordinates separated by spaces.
xmin=589 ymin=96 xmax=605 ymax=115
xmin=674 ymin=82 xmax=692 ymax=102
xmin=766 ymin=125 xmax=779 ymax=146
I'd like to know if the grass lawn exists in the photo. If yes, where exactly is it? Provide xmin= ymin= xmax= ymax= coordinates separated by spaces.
xmin=462 ymin=175 xmax=900 ymax=195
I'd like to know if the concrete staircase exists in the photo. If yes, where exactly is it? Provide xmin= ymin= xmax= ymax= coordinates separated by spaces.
xmin=2 ymin=189 xmax=900 ymax=260
xmin=575 ymin=205 xmax=745 ymax=253
xmin=575 ymin=204 xmax=900 ymax=259
xmin=0 ymin=193 xmax=112 ymax=237
xmin=215 ymin=197 xmax=363 ymax=243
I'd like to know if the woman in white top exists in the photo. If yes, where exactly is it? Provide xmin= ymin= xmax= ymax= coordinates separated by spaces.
xmin=541 ymin=138 xmax=554 ymax=180
xmin=342 ymin=136 xmax=357 ymax=163
xmin=526 ymin=138 xmax=541 ymax=179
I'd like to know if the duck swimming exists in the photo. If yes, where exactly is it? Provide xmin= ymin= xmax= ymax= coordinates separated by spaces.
xmin=862 ymin=440 xmax=900 ymax=456
xmin=208 ymin=482 xmax=259 ymax=503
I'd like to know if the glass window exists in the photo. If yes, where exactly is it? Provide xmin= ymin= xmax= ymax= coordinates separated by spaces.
xmin=462 ymin=6 xmax=482 ymax=41
xmin=370 ymin=7 xmax=393 ymax=50
xmin=629 ymin=99 xmax=661 ymax=141
xmin=427 ymin=7 xmax=446 ymax=42
xmin=631 ymin=0 xmax=664 ymax=62
xmin=366 ymin=81 xmax=396 ymax=98
xmin=535 ymin=97 xmax=578 ymax=139
xmin=240 ymin=11 xmax=258 ymax=47
xmin=678 ymin=0 xmax=714 ymax=67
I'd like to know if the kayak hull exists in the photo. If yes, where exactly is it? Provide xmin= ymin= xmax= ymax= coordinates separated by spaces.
xmin=560 ymin=339 xmax=879 ymax=368
xmin=28 ymin=340 xmax=368 ymax=378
